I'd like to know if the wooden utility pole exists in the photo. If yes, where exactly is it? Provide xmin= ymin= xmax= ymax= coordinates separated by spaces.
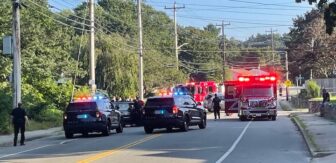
xmin=137 ymin=0 xmax=144 ymax=100
xmin=216 ymin=20 xmax=230 ymax=82
xmin=89 ymin=0 xmax=96 ymax=93
xmin=165 ymin=1 xmax=185 ymax=70
xmin=12 ymin=0 xmax=21 ymax=108
xmin=266 ymin=28 xmax=278 ymax=62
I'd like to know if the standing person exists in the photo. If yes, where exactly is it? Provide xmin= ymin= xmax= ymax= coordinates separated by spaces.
xmin=320 ymin=88 xmax=330 ymax=117
xmin=11 ymin=103 xmax=29 ymax=146
xmin=212 ymin=94 xmax=221 ymax=120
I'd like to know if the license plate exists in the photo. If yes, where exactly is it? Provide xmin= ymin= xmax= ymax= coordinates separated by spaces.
xmin=154 ymin=110 xmax=164 ymax=115
xmin=256 ymin=114 xmax=262 ymax=117
xmin=77 ymin=114 xmax=88 ymax=119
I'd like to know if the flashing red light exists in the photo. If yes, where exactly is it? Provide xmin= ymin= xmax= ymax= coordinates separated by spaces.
xmin=244 ymin=78 xmax=250 ymax=82
xmin=259 ymin=78 xmax=265 ymax=81
xmin=238 ymin=77 xmax=245 ymax=82
xmin=270 ymin=76 xmax=276 ymax=81
xmin=172 ymin=105 xmax=179 ymax=114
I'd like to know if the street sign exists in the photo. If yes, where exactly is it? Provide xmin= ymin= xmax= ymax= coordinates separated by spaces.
xmin=2 ymin=36 xmax=12 ymax=55
xmin=284 ymin=80 xmax=292 ymax=87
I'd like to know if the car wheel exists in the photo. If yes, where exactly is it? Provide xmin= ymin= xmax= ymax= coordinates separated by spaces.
xmin=271 ymin=116 xmax=277 ymax=121
xmin=116 ymin=122 xmax=123 ymax=133
xmin=166 ymin=127 xmax=173 ymax=132
xmin=82 ymin=132 xmax=89 ymax=137
xmin=144 ymin=126 xmax=153 ymax=134
xmin=198 ymin=116 xmax=207 ymax=129
xmin=102 ymin=122 xmax=111 ymax=136
xmin=239 ymin=116 xmax=247 ymax=121
xmin=180 ymin=116 xmax=189 ymax=132
xmin=65 ymin=131 xmax=73 ymax=139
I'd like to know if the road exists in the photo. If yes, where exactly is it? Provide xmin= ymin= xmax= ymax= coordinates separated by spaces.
xmin=0 ymin=110 xmax=310 ymax=163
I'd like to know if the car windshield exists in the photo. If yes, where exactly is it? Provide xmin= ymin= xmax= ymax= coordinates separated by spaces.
xmin=66 ymin=102 xmax=97 ymax=111
xmin=145 ymin=98 xmax=174 ymax=107
xmin=118 ymin=103 xmax=130 ymax=111
xmin=242 ymin=86 xmax=273 ymax=97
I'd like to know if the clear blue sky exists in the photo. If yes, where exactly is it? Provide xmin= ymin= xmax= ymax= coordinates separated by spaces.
xmin=49 ymin=0 xmax=315 ymax=41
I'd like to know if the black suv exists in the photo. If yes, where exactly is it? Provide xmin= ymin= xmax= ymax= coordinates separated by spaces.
xmin=63 ymin=95 xmax=123 ymax=138
xmin=143 ymin=95 xmax=207 ymax=134
xmin=111 ymin=102 xmax=143 ymax=127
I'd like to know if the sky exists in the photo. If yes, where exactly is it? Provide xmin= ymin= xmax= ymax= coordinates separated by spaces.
xmin=49 ymin=0 xmax=315 ymax=41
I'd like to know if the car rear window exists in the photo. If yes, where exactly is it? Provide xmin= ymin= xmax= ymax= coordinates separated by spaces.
xmin=119 ymin=103 xmax=131 ymax=111
xmin=145 ymin=98 xmax=174 ymax=107
xmin=66 ymin=102 xmax=97 ymax=111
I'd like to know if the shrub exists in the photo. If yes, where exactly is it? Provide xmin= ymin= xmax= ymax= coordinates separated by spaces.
xmin=306 ymin=80 xmax=320 ymax=98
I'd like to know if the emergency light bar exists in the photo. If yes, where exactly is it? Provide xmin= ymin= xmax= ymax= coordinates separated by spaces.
xmin=238 ymin=75 xmax=277 ymax=83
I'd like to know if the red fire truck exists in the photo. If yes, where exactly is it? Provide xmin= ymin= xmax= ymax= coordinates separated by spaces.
xmin=173 ymin=81 xmax=217 ymax=104
xmin=224 ymin=75 xmax=278 ymax=121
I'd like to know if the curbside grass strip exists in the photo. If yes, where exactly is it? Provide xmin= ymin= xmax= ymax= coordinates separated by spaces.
xmin=290 ymin=113 xmax=318 ymax=158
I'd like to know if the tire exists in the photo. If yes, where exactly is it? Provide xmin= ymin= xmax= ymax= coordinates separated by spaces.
xmin=166 ymin=127 xmax=173 ymax=132
xmin=271 ymin=116 xmax=277 ymax=121
xmin=65 ymin=131 xmax=73 ymax=139
xmin=102 ymin=122 xmax=110 ymax=136
xmin=198 ymin=115 xmax=207 ymax=129
xmin=116 ymin=122 xmax=123 ymax=133
xmin=239 ymin=116 xmax=246 ymax=121
xmin=144 ymin=126 xmax=153 ymax=134
xmin=82 ymin=132 xmax=89 ymax=137
xmin=180 ymin=116 xmax=189 ymax=132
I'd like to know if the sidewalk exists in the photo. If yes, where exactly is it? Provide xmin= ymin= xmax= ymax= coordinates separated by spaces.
xmin=0 ymin=127 xmax=63 ymax=146
xmin=280 ymin=100 xmax=336 ymax=163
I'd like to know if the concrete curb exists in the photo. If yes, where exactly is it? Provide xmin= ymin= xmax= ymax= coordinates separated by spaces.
xmin=289 ymin=113 xmax=318 ymax=158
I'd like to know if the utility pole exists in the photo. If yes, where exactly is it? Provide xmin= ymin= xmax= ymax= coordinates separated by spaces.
xmin=12 ymin=0 xmax=21 ymax=108
xmin=165 ymin=1 xmax=185 ymax=70
xmin=285 ymin=51 xmax=289 ymax=81
xmin=89 ymin=0 xmax=96 ymax=93
xmin=137 ymin=0 xmax=144 ymax=100
xmin=285 ymin=51 xmax=289 ymax=101
xmin=266 ymin=28 xmax=278 ymax=62
xmin=216 ymin=20 xmax=230 ymax=82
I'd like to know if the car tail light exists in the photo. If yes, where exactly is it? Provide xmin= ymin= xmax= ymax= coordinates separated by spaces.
xmin=172 ymin=105 xmax=179 ymax=114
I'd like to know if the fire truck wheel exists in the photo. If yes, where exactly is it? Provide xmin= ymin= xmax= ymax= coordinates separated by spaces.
xmin=239 ymin=116 xmax=247 ymax=121
xmin=271 ymin=116 xmax=277 ymax=121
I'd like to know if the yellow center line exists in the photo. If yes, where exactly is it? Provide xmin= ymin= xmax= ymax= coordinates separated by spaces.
xmin=77 ymin=134 xmax=161 ymax=163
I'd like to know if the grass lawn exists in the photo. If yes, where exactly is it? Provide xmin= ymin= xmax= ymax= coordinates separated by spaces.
xmin=26 ymin=120 xmax=62 ymax=131
xmin=309 ymin=96 xmax=336 ymax=104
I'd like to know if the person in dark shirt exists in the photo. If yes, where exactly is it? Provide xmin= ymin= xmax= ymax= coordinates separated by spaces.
xmin=212 ymin=94 xmax=221 ymax=120
xmin=11 ymin=103 xmax=29 ymax=146
xmin=322 ymin=89 xmax=330 ymax=103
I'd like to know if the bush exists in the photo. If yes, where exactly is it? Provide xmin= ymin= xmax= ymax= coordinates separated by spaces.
xmin=306 ymin=80 xmax=320 ymax=98
xmin=0 ymin=83 xmax=12 ymax=134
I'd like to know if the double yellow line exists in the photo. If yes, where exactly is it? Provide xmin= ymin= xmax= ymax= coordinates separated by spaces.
xmin=77 ymin=134 xmax=161 ymax=163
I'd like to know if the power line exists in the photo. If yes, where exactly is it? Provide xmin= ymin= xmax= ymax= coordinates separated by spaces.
xmin=228 ymin=0 xmax=313 ymax=8
xmin=26 ymin=0 xmax=91 ymax=28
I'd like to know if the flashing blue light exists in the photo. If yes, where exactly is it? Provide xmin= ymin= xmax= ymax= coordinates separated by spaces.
xmin=179 ymin=92 xmax=184 ymax=95
xmin=93 ymin=96 xmax=98 ymax=100
xmin=98 ymin=96 xmax=103 ymax=99
xmin=174 ymin=92 xmax=178 ymax=95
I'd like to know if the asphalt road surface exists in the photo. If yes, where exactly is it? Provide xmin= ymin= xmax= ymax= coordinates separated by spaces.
xmin=0 ymin=110 xmax=310 ymax=163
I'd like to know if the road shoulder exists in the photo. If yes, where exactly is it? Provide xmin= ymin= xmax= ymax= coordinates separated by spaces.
xmin=0 ymin=127 xmax=62 ymax=147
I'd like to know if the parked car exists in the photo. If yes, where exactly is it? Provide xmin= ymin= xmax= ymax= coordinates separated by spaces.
xmin=111 ymin=101 xmax=143 ymax=127
xmin=63 ymin=94 xmax=123 ymax=138
xmin=203 ymin=93 xmax=225 ymax=112
xmin=143 ymin=95 xmax=207 ymax=134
